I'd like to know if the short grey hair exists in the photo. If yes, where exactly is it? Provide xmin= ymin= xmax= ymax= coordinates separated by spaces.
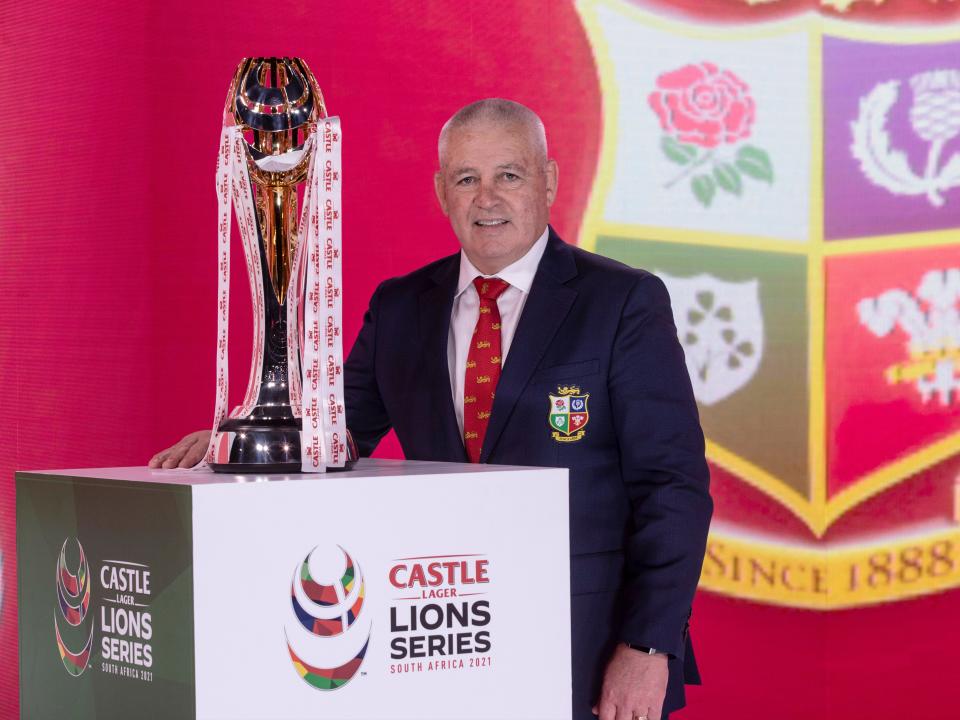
xmin=438 ymin=98 xmax=548 ymax=165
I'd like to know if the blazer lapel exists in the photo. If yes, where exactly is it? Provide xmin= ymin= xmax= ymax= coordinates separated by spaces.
xmin=419 ymin=255 xmax=468 ymax=462
xmin=481 ymin=229 xmax=578 ymax=462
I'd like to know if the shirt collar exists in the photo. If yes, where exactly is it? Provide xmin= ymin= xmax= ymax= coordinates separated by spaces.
xmin=455 ymin=227 xmax=550 ymax=298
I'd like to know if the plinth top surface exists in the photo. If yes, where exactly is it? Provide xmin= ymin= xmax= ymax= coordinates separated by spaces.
xmin=16 ymin=457 xmax=564 ymax=487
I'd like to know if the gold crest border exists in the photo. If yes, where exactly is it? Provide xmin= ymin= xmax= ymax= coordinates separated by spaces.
xmin=702 ymin=514 xmax=960 ymax=609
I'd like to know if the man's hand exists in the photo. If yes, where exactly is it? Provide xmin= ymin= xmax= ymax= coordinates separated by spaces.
xmin=592 ymin=643 xmax=668 ymax=720
xmin=148 ymin=430 xmax=211 ymax=469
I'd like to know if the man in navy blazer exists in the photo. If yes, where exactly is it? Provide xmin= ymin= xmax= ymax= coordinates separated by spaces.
xmin=345 ymin=99 xmax=712 ymax=720
xmin=151 ymin=98 xmax=712 ymax=720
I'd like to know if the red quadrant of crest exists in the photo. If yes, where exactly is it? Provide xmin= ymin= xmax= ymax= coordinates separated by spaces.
xmin=825 ymin=247 xmax=960 ymax=495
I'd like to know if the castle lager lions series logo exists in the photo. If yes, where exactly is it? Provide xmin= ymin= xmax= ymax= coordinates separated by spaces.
xmin=53 ymin=537 xmax=157 ymax=680
xmin=388 ymin=553 xmax=492 ymax=675
xmin=284 ymin=545 xmax=371 ymax=690
xmin=98 ymin=558 xmax=154 ymax=679
xmin=54 ymin=538 xmax=95 ymax=676
xmin=576 ymin=0 xmax=960 ymax=608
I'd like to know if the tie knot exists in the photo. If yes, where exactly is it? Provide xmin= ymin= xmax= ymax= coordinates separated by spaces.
xmin=473 ymin=276 xmax=509 ymax=301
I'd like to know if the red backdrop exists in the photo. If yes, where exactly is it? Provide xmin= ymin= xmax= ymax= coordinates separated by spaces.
xmin=2 ymin=1 xmax=958 ymax=718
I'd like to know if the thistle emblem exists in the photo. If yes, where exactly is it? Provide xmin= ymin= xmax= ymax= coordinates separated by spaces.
xmin=851 ymin=69 xmax=960 ymax=208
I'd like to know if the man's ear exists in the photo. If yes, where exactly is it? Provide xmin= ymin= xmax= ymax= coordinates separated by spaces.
xmin=545 ymin=159 xmax=559 ymax=207
xmin=434 ymin=172 xmax=449 ymax=216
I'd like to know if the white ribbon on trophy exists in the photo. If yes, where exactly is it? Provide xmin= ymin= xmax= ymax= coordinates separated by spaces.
xmin=204 ymin=119 xmax=346 ymax=471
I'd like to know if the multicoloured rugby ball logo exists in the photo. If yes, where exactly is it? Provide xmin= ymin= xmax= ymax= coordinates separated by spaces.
xmin=54 ymin=538 xmax=95 ymax=676
xmin=285 ymin=545 xmax=370 ymax=690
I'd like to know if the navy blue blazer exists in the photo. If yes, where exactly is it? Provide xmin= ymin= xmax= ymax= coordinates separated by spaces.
xmin=345 ymin=228 xmax=712 ymax=716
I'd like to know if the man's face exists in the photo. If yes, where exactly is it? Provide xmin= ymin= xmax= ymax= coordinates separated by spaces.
xmin=434 ymin=118 xmax=558 ymax=275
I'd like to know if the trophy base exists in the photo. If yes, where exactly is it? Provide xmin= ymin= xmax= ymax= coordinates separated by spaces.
xmin=210 ymin=461 xmax=301 ymax=474
xmin=209 ymin=460 xmax=358 ymax=474
xmin=210 ymin=417 xmax=358 ymax=474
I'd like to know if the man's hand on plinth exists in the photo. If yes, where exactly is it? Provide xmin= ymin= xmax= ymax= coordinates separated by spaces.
xmin=593 ymin=643 xmax=668 ymax=720
xmin=149 ymin=430 xmax=210 ymax=469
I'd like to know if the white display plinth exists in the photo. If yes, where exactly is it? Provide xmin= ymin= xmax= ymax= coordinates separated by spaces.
xmin=17 ymin=459 xmax=571 ymax=720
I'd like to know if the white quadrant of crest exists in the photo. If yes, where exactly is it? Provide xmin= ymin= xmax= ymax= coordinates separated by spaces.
xmin=589 ymin=1 xmax=812 ymax=241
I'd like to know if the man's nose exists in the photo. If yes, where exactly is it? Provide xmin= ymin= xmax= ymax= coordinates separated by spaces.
xmin=473 ymin=180 xmax=500 ymax=208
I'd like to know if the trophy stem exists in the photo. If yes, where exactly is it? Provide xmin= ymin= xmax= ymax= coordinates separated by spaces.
xmin=263 ymin=185 xmax=297 ymax=306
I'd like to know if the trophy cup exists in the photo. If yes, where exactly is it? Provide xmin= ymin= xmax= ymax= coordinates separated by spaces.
xmin=205 ymin=57 xmax=354 ymax=473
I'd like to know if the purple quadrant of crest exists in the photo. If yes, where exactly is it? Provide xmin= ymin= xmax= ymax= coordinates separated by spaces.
xmin=823 ymin=36 xmax=960 ymax=240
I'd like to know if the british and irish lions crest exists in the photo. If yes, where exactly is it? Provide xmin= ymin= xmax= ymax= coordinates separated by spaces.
xmin=549 ymin=387 xmax=590 ymax=442
xmin=203 ymin=57 xmax=356 ymax=474
xmin=576 ymin=0 xmax=960 ymax=608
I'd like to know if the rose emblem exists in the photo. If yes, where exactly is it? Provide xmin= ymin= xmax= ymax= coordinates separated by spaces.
xmin=649 ymin=62 xmax=755 ymax=148
xmin=648 ymin=62 xmax=774 ymax=207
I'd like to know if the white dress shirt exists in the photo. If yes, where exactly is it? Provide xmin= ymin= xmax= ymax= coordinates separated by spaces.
xmin=448 ymin=228 xmax=550 ymax=436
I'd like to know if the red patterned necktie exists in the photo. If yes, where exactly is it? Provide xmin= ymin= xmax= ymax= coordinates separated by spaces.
xmin=464 ymin=276 xmax=510 ymax=463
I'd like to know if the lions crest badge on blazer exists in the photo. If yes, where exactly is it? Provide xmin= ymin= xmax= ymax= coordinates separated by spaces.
xmin=549 ymin=386 xmax=590 ymax=442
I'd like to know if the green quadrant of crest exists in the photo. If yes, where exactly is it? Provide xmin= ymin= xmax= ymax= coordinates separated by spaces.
xmin=597 ymin=235 xmax=811 ymax=498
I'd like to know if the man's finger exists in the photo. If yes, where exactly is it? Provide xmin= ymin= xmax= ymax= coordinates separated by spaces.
xmin=162 ymin=445 xmax=187 ymax=468
xmin=179 ymin=440 xmax=207 ymax=468
xmin=650 ymin=698 xmax=664 ymax=720
xmin=150 ymin=430 xmax=211 ymax=469
xmin=596 ymin=699 xmax=617 ymax=720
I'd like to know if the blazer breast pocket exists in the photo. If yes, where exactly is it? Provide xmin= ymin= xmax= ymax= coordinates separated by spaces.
xmin=530 ymin=359 xmax=600 ymax=385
